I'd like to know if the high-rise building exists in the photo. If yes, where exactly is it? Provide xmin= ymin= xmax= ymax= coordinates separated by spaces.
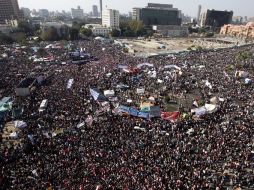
xmin=21 ymin=7 xmax=31 ymax=18
xmin=200 ymin=9 xmax=233 ymax=28
xmin=0 ymin=0 xmax=23 ymax=24
xmin=197 ymin=5 xmax=201 ymax=24
xmin=71 ymin=6 xmax=84 ymax=19
xmin=39 ymin=9 xmax=49 ymax=18
xmin=92 ymin=5 xmax=99 ymax=17
xmin=132 ymin=3 xmax=182 ymax=26
xmin=100 ymin=0 xmax=102 ymax=18
xmin=102 ymin=9 xmax=119 ymax=28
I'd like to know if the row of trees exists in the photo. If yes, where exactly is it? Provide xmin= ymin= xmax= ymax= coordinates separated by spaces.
xmin=0 ymin=20 xmax=153 ymax=43
xmin=111 ymin=20 xmax=153 ymax=37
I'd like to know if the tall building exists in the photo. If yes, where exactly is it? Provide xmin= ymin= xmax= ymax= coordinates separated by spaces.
xmin=197 ymin=5 xmax=201 ymax=24
xmin=200 ymin=9 xmax=233 ymax=28
xmin=102 ymin=9 xmax=119 ymax=28
xmin=92 ymin=5 xmax=99 ymax=17
xmin=71 ymin=6 xmax=84 ymax=19
xmin=39 ymin=9 xmax=49 ymax=18
xmin=100 ymin=0 xmax=102 ymax=18
xmin=132 ymin=3 xmax=182 ymax=26
xmin=220 ymin=22 xmax=254 ymax=39
xmin=21 ymin=7 xmax=31 ymax=18
xmin=0 ymin=0 xmax=23 ymax=24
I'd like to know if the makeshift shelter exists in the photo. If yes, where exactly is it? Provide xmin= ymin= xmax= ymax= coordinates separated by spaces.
xmin=137 ymin=88 xmax=145 ymax=94
xmin=39 ymin=99 xmax=48 ymax=112
xmin=67 ymin=79 xmax=74 ymax=89
xmin=161 ymin=111 xmax=180 ymax=122
xmin=104 ymin=90 xmax=115 ymax=97
xmin=140 ymin=102 xmax=154 ymax=112
xmin=245 ymin=78 xmax=252 ymax=84
xmin=204 ymin=104 xmax=218 ymax=114
xmin=0 ymin=97 xmax=12 ymax=111
xmin=15 ymin=78 xmax=37 ymax=96
xmin=14 ymin=120 xmax=27 ymax=129
xmin=235 ymin=71 xmax=249 ymax=78
xmin=9 ymin=132 xmax=18 ymax=139
xmin=137 ymin=63 xmax=154 ymax=69
xmin=164 ymin=65 xmax=181 ymax=70
xmin=191 ymin=106 xmax=207 ymax=116
xmin=149 ymin=106 xmax=161 ymax=118
xmin=90 ymin=88 xmax=108 ymax=102
xmin=191 ymin=104 xmax=218 ymax=116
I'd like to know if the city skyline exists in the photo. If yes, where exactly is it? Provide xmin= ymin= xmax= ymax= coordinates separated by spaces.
xmin=18 ymin=0 xmax=254 ymax=18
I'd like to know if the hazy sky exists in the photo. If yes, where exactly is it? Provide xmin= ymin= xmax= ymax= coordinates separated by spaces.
xmin=18 ymin=0 xmax=254 ymax=18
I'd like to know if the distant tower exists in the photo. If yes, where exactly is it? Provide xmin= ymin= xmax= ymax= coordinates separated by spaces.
xmin=100 ymin=0 xmax=102 ymax=18
xmin=197 ymin=5 xmax=201 ymax=24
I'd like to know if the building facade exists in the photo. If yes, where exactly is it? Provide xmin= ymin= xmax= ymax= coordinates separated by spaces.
xmin=102 ymin=9 xmax=119 ymax=28
xmin=39 ymin=9 xmax=49 ymax=18
xmin=132 ymin=3 xmax=181 ymax=26
xmin=0 ymin=0 xmax=23 ymax=24
xmin=71 ymin=6 xmax=84 ymax=19
xmin=153 ymin=25 xmax=188 ymax=37
xmin=220 ymin=22 xmax=254 ymax=39
xmin=84 ymin=24 xmax=111 ymax=37
xmin=21 ymin=7 xmax=31 ymax=18
xmin=197 ymin=5 xmax=201 ymax=24
xmin=200 ymin=9 xmax=233 ymax=28
xmin=92 ymin=5 xmax=99 ymax=17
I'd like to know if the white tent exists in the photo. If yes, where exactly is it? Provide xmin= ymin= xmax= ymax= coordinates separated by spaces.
xmin=191 ymin=106 xmax=207 ymax=116
xmin=235 ymin=71 xmax=249 ymax=78
xmin=205 ymin=80 xmax=212 ymax=89
xmin=137 ymin=88 xmax=145 ymax=94
xmin=9 ymin=132 xmax=18 ymax=139
xmin=104 ymin=90 xmax=115 ymax=97
xmin=205 ymin=104 xmax=218 ymax=113
xmin=137 ymin=63 xmax=154 ymax=69
xmin=14 ymin=120 xmax=27 ymax=129
xmin=164 ymin=65 xmax=181 ymax=70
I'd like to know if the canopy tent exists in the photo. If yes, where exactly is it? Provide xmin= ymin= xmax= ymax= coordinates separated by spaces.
xmin=67 ymin=79 xmax=74 ymax=89
xmin=191 ymin=104 xmax=218 ymax=116
xmin=118 ymin=65 xmax=128 ymax=69
xmin=140 ymin=102 xmax=154 ymax=112
xmin=137 ymin=88 xmax=145 ymax=94
xmin=137 ymin=63 xmax=154 ymax=69
xmin=204 ymin=104 xmax=218 ymax=113
xmin=149 ymin=106 xmax=161 ymax=118
xmin=205 ymin=80 xmax=212 ymax=89
xmin=245 ymin=78 xmax=252 ymax=84
xmin=90 ymin=88 xmax=108 ymax=102
xmin=14 ymin=120 xmax=27 ymax=129
xmin=104 ymin=90 xmax=115 ymax=97
xmin=164 ymin=65 xmax=181 ymax=70
xmin=9 ymin=132 xmax=18 ymax=139
xmin=161 ymin=111 xmax=180 ymax=122
xmin=235 ymin=71 xmax=249 ymax=78
xmin=148 ymin=70 xmax=157 ymax=78
xmin=117 ymin=105 xmax=149 ymax=119
xmin=0 ymin=97 xmax=12 ymax=112
xmin=191 ymin=106 xmax=207 ymax=116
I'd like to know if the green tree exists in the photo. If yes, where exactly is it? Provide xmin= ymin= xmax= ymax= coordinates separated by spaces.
xmin=123 ymin=30 xmax=135 ymax=37
xmin=17 ymin=21 xmax=32 ymax=33
xmin=80 ymin=28 xmax=92 ymax=37
xmin=110 ymin=29 xmax=121 ymax=37
xmin=41 ymin=26 xmax=60 ymax=41
xmin=129 ymin=20 xmax=145 ymax=36
xmin=0 ymin=32 xmax=14 ymax=44
xmin=69 ymin=28 xmax=79 ymax=40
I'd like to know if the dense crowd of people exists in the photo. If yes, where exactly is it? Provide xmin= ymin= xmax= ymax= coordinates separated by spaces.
xmin=0 ymin=39 xmax=254 ymax=189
